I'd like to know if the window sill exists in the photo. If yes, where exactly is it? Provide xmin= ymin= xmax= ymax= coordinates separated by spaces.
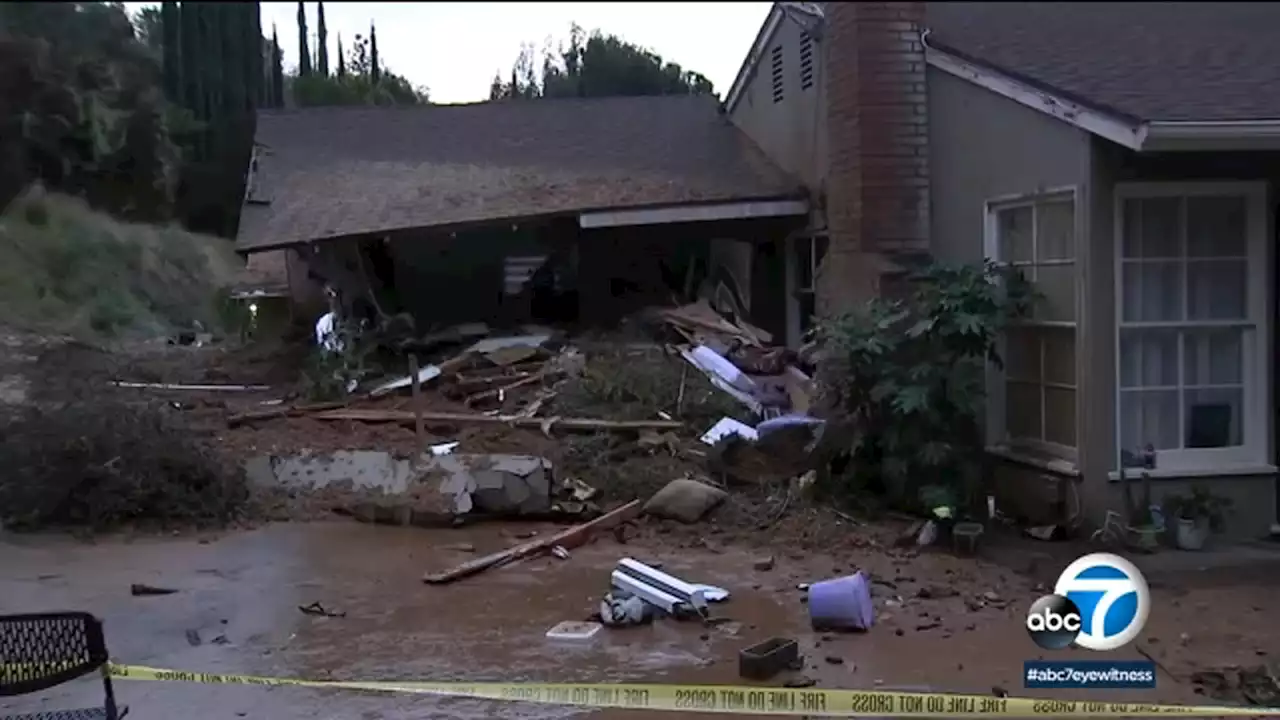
xmin=1107 ymin=464 xmax=1278 ymax=482
xmin=985 ymin=445 xmax=1080 ymax=477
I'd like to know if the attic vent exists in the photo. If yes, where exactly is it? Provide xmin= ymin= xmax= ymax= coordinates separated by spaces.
xmin=770 ymin=45 xmax=784 ymax=103
xmin=799 ymin=33 xmax=814 ymax=90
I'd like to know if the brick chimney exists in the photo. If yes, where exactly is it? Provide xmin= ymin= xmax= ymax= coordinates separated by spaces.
xmin=818 ymin=2 xmax=929 ymax=313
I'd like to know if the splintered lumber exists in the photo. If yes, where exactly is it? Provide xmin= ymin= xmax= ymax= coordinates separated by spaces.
xmin=422 ymin=500 xmax=642 ymax=584
xmin=312 ymin=408 xmax=683 ymax=433
xmin=226 ymin=401 xmax=349 ymax=428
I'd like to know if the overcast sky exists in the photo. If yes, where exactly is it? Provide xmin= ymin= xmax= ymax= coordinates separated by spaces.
xmin=124 ymin=2 xmax=771 ymax=104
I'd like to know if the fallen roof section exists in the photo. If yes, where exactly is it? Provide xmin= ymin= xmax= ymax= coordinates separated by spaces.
xmin=237 ymin=95 xmax=804 ymax=254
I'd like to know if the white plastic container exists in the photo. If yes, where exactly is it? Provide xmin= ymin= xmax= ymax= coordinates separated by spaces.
xmin=545 ymin=621 xmax=602 ymax=640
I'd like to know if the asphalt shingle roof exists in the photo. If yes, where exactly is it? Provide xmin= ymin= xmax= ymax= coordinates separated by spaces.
xmin=926 ymin=2 xmax=1280 ymax=123
xmin=237 ymin=95 xmax=802 ymax=252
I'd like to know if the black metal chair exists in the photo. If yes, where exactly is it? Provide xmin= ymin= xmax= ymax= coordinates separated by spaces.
xmin=0 ymin=612 xmax=126 ymax=720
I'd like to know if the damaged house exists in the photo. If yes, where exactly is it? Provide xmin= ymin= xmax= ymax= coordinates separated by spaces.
xmin=726 ymin=1 xmax=1280 ymax=538
xmin=234 ymin=94 xmax=810 ymax=338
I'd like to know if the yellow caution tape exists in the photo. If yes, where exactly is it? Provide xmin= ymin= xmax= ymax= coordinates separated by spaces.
xmin=99 ymin=663 xmax=1280 ymax=717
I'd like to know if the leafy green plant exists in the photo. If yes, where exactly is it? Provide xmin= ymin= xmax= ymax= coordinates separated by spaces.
xmin=813 ymin=261 xmax=1035 ymax=512
xmin=300 ymin=316 xmax=377 ymax=400
xmin=1164 ymin=485 xmax=1233 ymax=532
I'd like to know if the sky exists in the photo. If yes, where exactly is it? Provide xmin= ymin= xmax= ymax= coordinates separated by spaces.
xmin=124 ymin=2 xmax=773 ymax=104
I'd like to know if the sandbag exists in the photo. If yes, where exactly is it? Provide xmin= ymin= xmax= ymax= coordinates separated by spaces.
xmin=643 ymin=478 xmax=727 ymax=523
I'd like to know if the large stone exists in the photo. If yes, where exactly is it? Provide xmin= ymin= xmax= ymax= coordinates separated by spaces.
xmin=643 ymin=478 xmax=727 ymax=523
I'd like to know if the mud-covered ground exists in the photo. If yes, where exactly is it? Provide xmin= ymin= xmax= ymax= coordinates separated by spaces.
xmin=4 ymin=337 xmax=1280 ymax=718
xmin=4 ymin=521 xmax=1280 ymax=720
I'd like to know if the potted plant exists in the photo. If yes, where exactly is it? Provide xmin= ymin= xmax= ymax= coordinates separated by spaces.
xmin=1163 ymin=486 xmax=1232 ymax=551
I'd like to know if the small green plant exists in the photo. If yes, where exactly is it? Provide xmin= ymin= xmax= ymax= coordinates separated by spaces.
xmin=1164 ymin=485 xmax=1233 ymax=533
xmin=813 ymin=260 xmax=1035 ymax=511
xmin=300 ymin=316 xmax=377 ymax=400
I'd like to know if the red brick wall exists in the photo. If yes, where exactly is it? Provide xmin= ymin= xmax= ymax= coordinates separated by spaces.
xmin=818 ymin=2 xmax=929 ymax=313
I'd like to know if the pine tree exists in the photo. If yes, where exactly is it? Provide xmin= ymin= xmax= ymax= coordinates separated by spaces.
xmin=336 ymin=34 xmax=345 ymax=77
xmin=369 ymin=21 xmax=380 ymax=84
xmin=296 ymin=1 xmax=311 ymax=76
xmin=316 ymin=1 xmax=329 ymax=76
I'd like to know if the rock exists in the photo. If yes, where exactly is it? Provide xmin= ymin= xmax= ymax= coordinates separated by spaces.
xmin=894 ymin=629 xmax=904 ymax=637
xmin=643 ymin=479 xmax=728 ymax=523
xmin=784 ymin=677 xmax=817 ymax=688
xmin=184 ymin=629 xmax=202 ymax=647
xmin=983 ymin=591 xmax=1000 ymax=601
xmin=992 ymin=687 xmax=1009 ymax=698
xmin=824 ymin=656 xmax=844 ymax=665
xmin=754 ymin=556 xmax=776 ymax=571
xmin=917 ymin=585 xmax=958 ymax=599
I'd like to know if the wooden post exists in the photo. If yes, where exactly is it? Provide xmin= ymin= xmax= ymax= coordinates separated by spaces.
xmin=409 ymin=354 xmax=424 ymax=446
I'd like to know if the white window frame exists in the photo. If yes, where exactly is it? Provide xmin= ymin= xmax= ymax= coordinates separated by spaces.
xmin=1113 ymin=181 xmax=1271 ymax=472
xmin=785 ymin=234 xmax=827 ymax=348
xmin=983 ymin=187 xmax=1081 ymax=464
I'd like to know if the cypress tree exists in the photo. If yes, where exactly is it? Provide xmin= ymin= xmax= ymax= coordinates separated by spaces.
xmin=369 ymin=22 xmax=380 ymax=84
xmin=179 ymin=2 xmax=202 ymax=117
xmin=336 ymin=34 xmax=345 ymax=77
xmin=160 ymin=1 xmax=181 ymax=102
xmin=296 ymin=2 xmax=311 ymax=76
xmin=271 ymin=26 xmax=285 ymax=107
xmin=317 ymin=1 xmax=329 ymax=76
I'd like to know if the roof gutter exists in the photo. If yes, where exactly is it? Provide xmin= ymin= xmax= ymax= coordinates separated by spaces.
xmin=1142 ymin=120 xmax=1280 ymax=150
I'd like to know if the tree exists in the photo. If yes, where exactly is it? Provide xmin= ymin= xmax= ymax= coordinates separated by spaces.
xmin=0 ymin=2 xmax=180 ymax=218
xmin=491 ymin=24 xmax=715 ymax=100
xmin=336 ymin=34 xmax=345 ymax=77
xmin=369 ymin=22 xmax=380 ymax=84
xmin=296 ymin=1 xmax=310 ymax=76
xmin=290 ymin=30 xmax=426 ymax=107
xmin=316 ymin=1 xmax=328 ymax=76
xmin=270 ymin=26 xmax=284 ymax=107
xmin=134 ymin=6 xmax=163 ymax=53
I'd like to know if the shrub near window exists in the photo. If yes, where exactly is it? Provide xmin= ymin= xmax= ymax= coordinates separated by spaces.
xmin=813 ymin=261 xmax=1035 ymax=512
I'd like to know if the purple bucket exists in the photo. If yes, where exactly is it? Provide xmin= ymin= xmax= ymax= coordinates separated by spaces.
xmin=808 ymin=571 xmax=875 ymax=631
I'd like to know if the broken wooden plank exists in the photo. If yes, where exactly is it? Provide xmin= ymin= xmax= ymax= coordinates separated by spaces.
xmin=422 ymin=500 xmax=642 ymax=584
xmin=112 ymin=381 xmax=271 ymax=392
xmin=226 ymin=401 xmax=349 ymax=428
xmin=311 ymin=408 xmax=683 ymax=432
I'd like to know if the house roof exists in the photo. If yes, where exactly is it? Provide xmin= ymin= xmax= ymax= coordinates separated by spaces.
xmin=237 ymin=95 xmax=804 ymax=253
xmin=925 ymin=2 xmax=1280 ymax=123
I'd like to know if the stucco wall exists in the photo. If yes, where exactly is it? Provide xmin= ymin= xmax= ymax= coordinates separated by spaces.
xmin=728 ymin=13 xmax=827 ymax=190
xmin=926 ymin=65 xmax=1096 ymax=524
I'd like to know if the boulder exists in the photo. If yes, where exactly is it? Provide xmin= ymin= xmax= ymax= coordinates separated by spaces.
xmin=643 ymin=478 xmax=727 ymax=523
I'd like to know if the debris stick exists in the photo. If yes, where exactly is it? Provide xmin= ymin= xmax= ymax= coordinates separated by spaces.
xmin=409 ymin=354 xmax=424 ymax=445
xmin=422 ymin=500 xmax=642 ymax=584
xmin=313 ymin=409 xmax=683 ymax=433
xmin=464 ymin=372 xmax=544 ymax=407
xmin=226 ymin=401 xmax=349 ymax=428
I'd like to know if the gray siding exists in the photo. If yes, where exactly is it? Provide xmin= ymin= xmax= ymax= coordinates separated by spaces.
xmin=728 ymin=16 xmax=827 ymax=189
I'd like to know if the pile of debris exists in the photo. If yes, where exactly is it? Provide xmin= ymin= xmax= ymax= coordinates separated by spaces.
xmin=105 ymin=297 xmax=833 ymax=536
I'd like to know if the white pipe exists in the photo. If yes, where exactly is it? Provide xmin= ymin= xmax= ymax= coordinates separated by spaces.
xmin=610 ymin=571 xmax=685 ymax=614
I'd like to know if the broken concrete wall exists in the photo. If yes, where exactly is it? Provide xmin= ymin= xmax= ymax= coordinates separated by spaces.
xmin=244 ymin=451 xmax=554 ymax=525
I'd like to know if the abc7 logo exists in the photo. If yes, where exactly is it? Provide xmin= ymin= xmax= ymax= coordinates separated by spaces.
xmin=1025 ymin=594 xmax=1084 ymax=650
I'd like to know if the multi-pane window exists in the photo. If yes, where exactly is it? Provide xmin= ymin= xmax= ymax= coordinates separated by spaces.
xmin=990 ymin=193 xmax=1078 ymax=454
xmin=1116 ymin=184 xmax=1266 ymax=469
xmin=794 ymin=234 xmax=828 ymax=339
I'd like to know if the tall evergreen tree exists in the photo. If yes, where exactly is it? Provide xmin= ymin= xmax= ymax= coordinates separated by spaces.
xmin=336 ymin=34 xmax=345 ymax=77
xmin=160 ymin=1 xmax=181 ymax=102
xmin=271 ymin=25 xmax=285 ymax=107
xmin=369 ymin=21 xmax=380 ymax=83
xmin=316 ymin=1 xmax=329 ymax=76
xmin=296 ymin=1 xmax=311 ymax=76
